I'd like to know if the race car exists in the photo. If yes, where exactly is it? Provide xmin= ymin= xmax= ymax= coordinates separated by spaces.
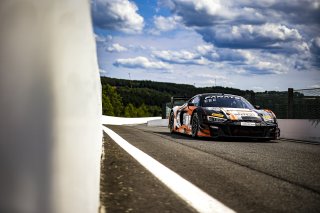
xmin=168 ymin=93 xmax=280 ymax=140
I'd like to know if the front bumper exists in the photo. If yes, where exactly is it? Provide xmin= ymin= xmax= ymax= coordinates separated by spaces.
xmin=201 ymin=121 xmax=280 ymax=139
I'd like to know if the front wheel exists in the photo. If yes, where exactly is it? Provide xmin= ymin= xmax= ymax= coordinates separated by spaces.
xmin=191 ymin=113 xmax=199 ymax=138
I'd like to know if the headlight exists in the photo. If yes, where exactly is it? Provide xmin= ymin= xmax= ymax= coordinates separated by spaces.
xmin=262 ymin=115 xmax=274 ymax=123
xmin=207 ymin=116 xmax=227 ymax=122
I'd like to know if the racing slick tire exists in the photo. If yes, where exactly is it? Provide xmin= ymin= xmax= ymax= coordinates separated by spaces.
xmin=191 ymin=113 xmax=199 ymax=138
xmin=169 ymin=112 xmax=175 ymax=133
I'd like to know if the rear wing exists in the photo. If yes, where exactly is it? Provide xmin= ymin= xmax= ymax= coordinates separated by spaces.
xmin=162 ymin=96 xmax=190 ymax=119
xmin=170 ymin=96 xmax=190 ymax=108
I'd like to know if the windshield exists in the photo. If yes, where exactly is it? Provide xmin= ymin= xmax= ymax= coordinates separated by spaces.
xmin=202 ymin=95 xmax=254 ymax=109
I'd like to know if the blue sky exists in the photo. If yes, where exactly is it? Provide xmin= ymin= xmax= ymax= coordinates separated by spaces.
xmin=91 ymin=0 xmax=320 ymax=91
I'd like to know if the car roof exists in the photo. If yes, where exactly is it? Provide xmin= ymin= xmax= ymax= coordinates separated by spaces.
xmin=198 ymin=93 xmax=242 ymax=98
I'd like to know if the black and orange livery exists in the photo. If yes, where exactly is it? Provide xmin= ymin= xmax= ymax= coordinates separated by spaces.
xmin=168 ymin=93 xmax=280 ymax=141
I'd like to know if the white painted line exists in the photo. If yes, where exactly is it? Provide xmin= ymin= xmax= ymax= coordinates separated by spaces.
xmin=102 ymin=126 xmax=236 ymax=213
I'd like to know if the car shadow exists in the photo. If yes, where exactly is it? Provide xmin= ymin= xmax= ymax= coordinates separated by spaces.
xmin=153 ymin=131 xmax=278 ymax=143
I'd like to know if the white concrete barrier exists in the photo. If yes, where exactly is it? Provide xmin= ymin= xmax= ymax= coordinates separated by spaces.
xmin=147 ymin=119 xmax=169 ymax=127
xmin=278 ymin=119 xmax=320 ymax=142
xmin=102 ymin=115 xmax=161 ymax=125
xmin=0 ymin=1 xmax=101 ymax=213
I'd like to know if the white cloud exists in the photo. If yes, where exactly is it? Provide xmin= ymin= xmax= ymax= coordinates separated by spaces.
xmin=191 ymin=0 xmax=224 ymax=15
xmin=196 ymin=44 xmax=214 ymax=55
xmin=310 ymin=84 xmax=320 ymax=88
xmin=92 ymin=0 xmax=320 ymax=92
xmin=256 ymin=24 xmax=302 ymax=41
xmin=197 ymin=45 xmax=248 ymax=62
xmin=255 ymin=61 xmax=286 ymax=74
xmin=311 ymin=36 xmax=320 ymax=52
xmin=200 ymin=74 xmax=227 ymax=80
xmin=203 ymin=23 xmax=302 ymax=49
xmin=99 ymin=68 xmax=108 ymax=76
xmin=314 ymin=37 xmax=320 ymax=47
xmin=309 ymin=36 xmax=320 ymax=66
xmin=95 ymin=34 xmax=109 ymax=43
xmin=154 ymin=15 xmax=182 ymax=32
xmin=233 ymin=50 xmax=290 ymax=74
xmin=162 ymin=0 xmax=318 ymax=60
xmin=180 ymin=71 xmax=234 ymax=87
xmin=252 ymin=86 xmax=265 ymax=92
xmin=294 ymin=41 xmax=310 ymax=53
xmin=165 ymin=0 xmax=320 ymax=26
xmin=92 ymin=0 xmax=144 ymax=33
xmin=107 ymin=43 xmax=128 ymax=52
xmin=166 ymin=0 xmax=234 ymax=25
xmin=151 ymin=44 xmax=290 ymax=74
xmin=113 ymin=56 xmax=171 ymax=70
xmin=94 ymin=34 xmax=113 ymax=46
xmin=152 ymin=49 xmax=209 ymax=65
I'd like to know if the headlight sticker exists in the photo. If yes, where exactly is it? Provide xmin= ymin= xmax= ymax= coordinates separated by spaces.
xmin=263 ymin=115 xmax=272 ymax=120
xmin=207 ymin=116 xmax=227 ymax=122
xmin=211 ymin=113 xmax=224 ymax=118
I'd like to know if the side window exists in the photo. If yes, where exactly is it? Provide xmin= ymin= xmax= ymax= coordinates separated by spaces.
xmin=191 ymin=96 xmax=200 ymax=106
xmin=188 ymin=98 xmax=194 ymax=106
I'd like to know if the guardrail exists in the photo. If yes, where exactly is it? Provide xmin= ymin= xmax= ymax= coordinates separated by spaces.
xmin=252 ymin=88 xmax=320 ymax=119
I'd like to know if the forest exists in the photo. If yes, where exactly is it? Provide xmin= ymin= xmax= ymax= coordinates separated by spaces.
xmin=101 ymin=77 xmax=320 ymax=119
xmin=101 ymin=77 xmax=254 ymax=117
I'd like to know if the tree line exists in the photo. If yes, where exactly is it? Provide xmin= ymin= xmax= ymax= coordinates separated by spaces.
xmin=102 ymin=77 xmax=320 ymax=119
xmin=102 ymin=84 xmax=161 ymax=117
xmin=101 ymin=77 xmax=257 ymax=117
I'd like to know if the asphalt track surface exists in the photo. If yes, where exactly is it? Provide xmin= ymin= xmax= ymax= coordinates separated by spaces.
xmin=101 ymin=124 xmax=320 ymax=213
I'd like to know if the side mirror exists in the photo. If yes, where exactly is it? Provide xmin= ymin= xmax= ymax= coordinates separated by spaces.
xmin=188 ymin=102 xmax=195 ymax=106
xmin=254 ymin=105 xmax=260 ymax=109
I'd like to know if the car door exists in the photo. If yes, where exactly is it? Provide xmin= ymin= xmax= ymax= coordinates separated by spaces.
xmin=179 ymin=96 xmax=200 ymax=127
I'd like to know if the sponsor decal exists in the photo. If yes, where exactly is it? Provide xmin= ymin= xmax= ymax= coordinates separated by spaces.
xmin=241 ymin=122 xmax=256 ymax=126
xmin=205 ymin=107 xmax=221 ymax=111
xmin=227 ymin=110 xmax=259 ymax=118
xmin=204 ymin=95 xmax=240 ymax=104
xmin=212 ymin=113 xmax=224 ymax=118
xmin=205 ymin=95 xmax=240 ymax=99
xmin=176 ymin=112 xmax=181 ymax=127
xmin=183 ymin=114 xmax=191 ymax=127
xmin=263 ymin=115 xmax=272 ymax=120
xmin=204 ymin=98 xmax=216 ymax=103
xmin=228 ymin=113 xmax=237 ymax=120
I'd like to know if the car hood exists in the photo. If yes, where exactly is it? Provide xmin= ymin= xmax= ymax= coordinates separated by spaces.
xmin=203 ymin=107 xmax=275 ymax=122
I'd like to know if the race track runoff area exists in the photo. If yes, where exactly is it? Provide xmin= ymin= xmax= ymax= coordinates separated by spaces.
xmin=101 ymin=124 xmax=320 ymax=213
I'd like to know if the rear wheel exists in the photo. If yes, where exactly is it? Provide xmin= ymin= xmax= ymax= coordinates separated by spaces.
xmin=191 ymin=113 xmax=199 ymax=138
xmin=169 ymin=112 xmax=175 ymax=133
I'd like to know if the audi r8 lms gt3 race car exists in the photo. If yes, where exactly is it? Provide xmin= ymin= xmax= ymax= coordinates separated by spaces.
xmin=168 ymin=94 xmax=280 ymax=141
